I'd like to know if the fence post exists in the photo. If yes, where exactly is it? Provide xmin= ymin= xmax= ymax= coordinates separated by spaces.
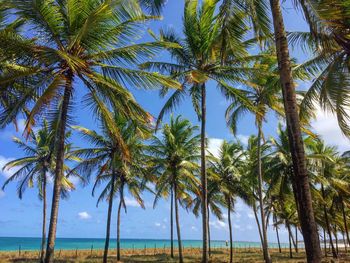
xmin=90 ymin=244 xmax=93 ymax=257
xmin=18 ymin=245 xmax=21 ymax=256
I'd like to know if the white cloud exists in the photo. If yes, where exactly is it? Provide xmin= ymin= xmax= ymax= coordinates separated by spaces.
xmin=17 ymin=119 xmax=26 ymax=133
xmin=191 ymin=226 xmax=198 ymax=231
xmin=234 ymin=201 xmax=245 ymax=212
xmin=236 ymin=134 xmax=249 ymax=146
xmin=124 ymin=196 xmax=141 ymax=207
xmin=233 ymin=224 xmax=241 ymax=229
xmin=311 ymin=108 xmax=350 ymax=152
xmin=246 ymin=225 xmax=253 ymax=230
xmin=0 ymin=155 xmax=16 ymax=179
xmin=208 ymin=138 xmax=224 ymax=157
xmin=0 ymin=190 xmax=5 ymax=198
xmin=234 ymin=212 xmax=241 ymax=219
xmin=78 ymin=211 xmax=91 ymax=220
xmin=209 ymin=220 xmax=227 ymax=229
xmin=155 ymin=222 xmax=166 ymax=229
xmin=247 ymin=212 xmax=255 ymax=219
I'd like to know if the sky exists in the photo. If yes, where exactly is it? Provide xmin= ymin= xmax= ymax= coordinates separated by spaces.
xmin=1 ymin=0 xmax=350 ymax=243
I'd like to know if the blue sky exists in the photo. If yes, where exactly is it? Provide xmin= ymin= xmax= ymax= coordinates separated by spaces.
xmin=1 ymin=0 xmax=349 ymax=243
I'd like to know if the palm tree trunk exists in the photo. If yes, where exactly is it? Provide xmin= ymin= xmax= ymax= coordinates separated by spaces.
xmin=288 ymin=222 xmax=293 ymax=258
xmin=45 ymin=73 xmax=73 ymax=263
xmin=286 ymin=222 xmax=297 ymax=251
xmin=295 ymin=226 xmax=298 ymax=253
xmin=201 ymin=83 xmax=208 ymax=263
xmin=274 ymin=214 xmax=281 ymax=253
xmin=334 ymin=226 xmax=339 ymax=255
xmin=321 ymin=184 xmax=337 ymax=258
xmin=207 ymin=205 xmax=211 ymax=257
xmin=103 ymin=167 xmax=117 ymax=263
xmin=323 ymin=228 xmax=327 ymax=257
xmin=269 ymin=1 xmax=322 ymax=262
xmin=174 ymin=184 xmax=183 ymax=263
xmin=343 ymin=232 xmax=347 ymax=253
xmin=170 ymin=185 xmax=174 ymax=258
xmin=40 ymin=173 xmax=47 ymax=263
xmin=117 ymin=196 xmax=123 ymax=261
xmin=341 ymin=199 xmax=350 ymax=246
xmin=253 ymin=203 xmax=264 ymax=246
xmin=257 ymin=124 xmax=271 ymax=263
xmin=227 ymin=198 xmax=233 ymax=263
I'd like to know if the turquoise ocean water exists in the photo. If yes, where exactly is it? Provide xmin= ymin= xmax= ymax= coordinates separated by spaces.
xmin=0 ymin=237 xmax=288 ymax=251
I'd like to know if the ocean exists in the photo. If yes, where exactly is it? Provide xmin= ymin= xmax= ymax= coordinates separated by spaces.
xmin=0 ymin=237 xmax=287 ymax=251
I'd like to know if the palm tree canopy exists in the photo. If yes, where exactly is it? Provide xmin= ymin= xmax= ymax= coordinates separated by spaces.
xmin=2 ymin=120 xmax=81 ymax=199
xmin=72 ymin=112 xmax=151 ymax=208
xmin=0 ymin=0 xmax=180 ymax=133
xmin=148 ymin=115 xmax=201 ymax=208
xmin=141 ymin=0 xmax=262 ymax=127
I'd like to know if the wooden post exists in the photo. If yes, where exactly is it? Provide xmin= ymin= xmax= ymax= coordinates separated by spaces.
xmin=90 ymin=244 xmax=93 ymax=257
xmin=132 ymin=244 xmax=135 ymax=254
xmin=18 ymin=245 xmax=21 ymax=256
xmin=58 ymin=249 xmax=61 ymax=258
xmin=75 ymin=248 xmax=78 ymax=258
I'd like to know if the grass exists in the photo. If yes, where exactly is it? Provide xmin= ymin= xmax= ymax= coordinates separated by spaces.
xmin=1 ymin=248 xmax=350 ymax=262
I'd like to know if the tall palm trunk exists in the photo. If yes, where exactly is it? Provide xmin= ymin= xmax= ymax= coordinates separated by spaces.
xmin=117 ymin=186 xmax=124 ymax=261
xmin=323 ymin=228 xmax=327 ymax=257
xmin=334 ymin=226 xmax=339 ymax=255
xmin=274 ymin=214 xmax=281 ymax=253
xmin=45 ymin=73 xmax=73 ymax=263
xmin=321 ymin=184 xmax=337 ymax=258
xmin=257 ymin=124 xmax=271 ymax=263
xmin=174 ymin=184 xmax=183 ymax=263
xmin=201 ymin=83 xmax=208 ymax=263
xmin=252 ymin=203 xmax=264 ymax=246
xmin=288 ymin=222 xmax=293 ymax=258
xmin=40 ymin=173 xmax=47 ymax=263
xmin=295 ymin=226 xmax=298 ymax=253
xmin=269 ymin=1 xmax=321 ymax=262
xmin=103 ymin=166 xmax=117 ymax=263
xmin=227 ymin=197 xmax=233 ymax=263
xmin=341 ymin=198 xmax=350 ymax=246
xmin=207 ymin=205 xmax=211 ymax=257
xmin=343 ymin=232 xmax=348 ymax=253
xmin=170 ymin=185 xmax=174 ymax=258
xmin=286 ymin=221 xmax=297 ymax=251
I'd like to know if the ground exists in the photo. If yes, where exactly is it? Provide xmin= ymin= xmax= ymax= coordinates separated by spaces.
xmin=1 ymin=248 xmax=350 ymax=262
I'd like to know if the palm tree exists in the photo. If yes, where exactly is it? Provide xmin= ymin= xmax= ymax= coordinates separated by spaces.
xmin=225 ymin=52 xmax=286 ymax=263
xmin=141 ymin=2 xmax=257 ymax=260
xmin=149 ymin=115 xmax=201 ymax=263
xmin=93 ymin=125 xmax=149 ymax=262
xmin=268 ymin=0 xmax=322 ymax=260
xmin=0 ymin=1 xmax=179 ymax=261
xmin=241 ymin=136 xmax=273 ymax=249
xmin=208 ymin=140 xmax=244 ymax=263
xmin=72 ymin=112 xmax=151 ymax=263
xmin=2 ymin=121 xmax=81 ymax=262
xmin=186 ymin=168 xmax=224 ymax=257
xmin=294 ymin=0 xmax=350 ymax=137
